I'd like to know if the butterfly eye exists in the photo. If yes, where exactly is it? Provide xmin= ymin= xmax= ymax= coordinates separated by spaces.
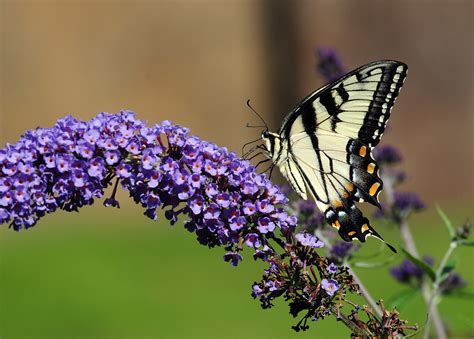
xmin=261 ymin=130 xmax=269 ymax=139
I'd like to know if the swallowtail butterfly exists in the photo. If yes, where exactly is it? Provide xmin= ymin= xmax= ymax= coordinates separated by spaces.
xmin=260 ymin=60 xmax=408 ymax=252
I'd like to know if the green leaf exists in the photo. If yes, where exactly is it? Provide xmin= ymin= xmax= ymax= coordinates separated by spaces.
xmin=401 ymin=247 xmax=436 ymax=282
xmin=439 ymin=257 xmax=458 ymax=283
xmin=443 ymin=290 xmax=474 ymax=299
xmin=436 ymin=205 xmax=455 ymax=239
xmin=352 ymin=256 xmax=396 ymax=268
xmin=386 ymin=288 xmax=421 ymax=310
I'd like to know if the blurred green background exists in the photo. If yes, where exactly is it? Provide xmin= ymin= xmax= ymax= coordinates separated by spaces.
xmin=1 ymin=1 xmax=473 ymax=338
xmin=0 ymin=204 xmax=473 ymax=338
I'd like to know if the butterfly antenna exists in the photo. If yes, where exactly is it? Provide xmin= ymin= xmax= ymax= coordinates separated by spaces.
xmin=241 ymin=137 xmax=263 ymax=156
xmin=254 ymin=158 xmax=271 ymax=170
xmin=257 ymin=161 xmax=276 ymax=177
xmin=246 ymin=99 xmax=268 ymax=130
xmin=244 ymin=147 xmax=263 ymax=161
xmin=242 ymin=145 xmax=259 ymax=159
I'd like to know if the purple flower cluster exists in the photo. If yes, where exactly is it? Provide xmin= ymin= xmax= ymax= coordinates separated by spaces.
xmin=375 ymin=192 xmax=425 ymax=220
xmin=392 ymin=192 xmax=425 ymax=212
xmin=292 ymin=199 xmax=325 ymax=233
xmin=0 ymin=111 xmax=297 ymax=264
xmin=439 ymin=272 xmax=467 ymax=294
xmin=373 ymin=145 xmax=403 ymax=165
xmin=390 ymin=256 xmax=434 ymax=285
xmin=391 ymin=257 xmax=467 ymax=294
xmin=328 ymin=240 xmax=357 ymax=263
xmin=316 ymin=47 xmax=346 ymax=82
xmin=295 ymin=232 xmax=324 ymax=248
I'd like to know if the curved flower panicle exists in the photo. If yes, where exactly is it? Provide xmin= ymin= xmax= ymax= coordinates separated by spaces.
xmin=0 ymin=111 xmax=296 ymax=264
xmin=374 ymin=191 xmax=425 ymax=220
xmin=328 ymin=240 xmax=358 ymax=264
xmin=390 ymin=256 xmax=433 ymax=285
xmin=373 ymin=144 xmax=403 ymax=165
xmin=316 ymin=47 xmax=346 ymax=82
xmin=439 ymin=272 xmax=467 ymax=294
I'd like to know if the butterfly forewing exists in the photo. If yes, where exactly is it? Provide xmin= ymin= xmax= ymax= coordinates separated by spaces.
xmin=272 ymin=60 xmax=407 ymax=251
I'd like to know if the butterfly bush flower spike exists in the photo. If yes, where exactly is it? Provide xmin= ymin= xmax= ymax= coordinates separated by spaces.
xmin=373 ymin=145 xmax=403 ymax=165
xmin=390 ymin=256 xmax=433 ymax=285
xmin=0 ymin=111 xmax=297 ymax=267
xmin=375 ymin=191 xmax=425 ymax=220
xmin=316 ymin=47 xmax=346 ymax=82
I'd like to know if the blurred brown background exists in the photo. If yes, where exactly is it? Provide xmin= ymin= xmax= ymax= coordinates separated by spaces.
xmin=1 ymin=0 xmax=473 ymax=206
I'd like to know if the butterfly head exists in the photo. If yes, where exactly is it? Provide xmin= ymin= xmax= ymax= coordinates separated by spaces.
xmin=260 ymin=129 xmax=281 ymax=159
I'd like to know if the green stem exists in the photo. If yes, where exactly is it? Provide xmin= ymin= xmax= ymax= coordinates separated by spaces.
xmin=381 ymin=172 xmax=447 ymax=339
xmin=423 ymin=241 xmax=457 ymax=339
xmin=347 ymin=266 xmax=383 ymax=318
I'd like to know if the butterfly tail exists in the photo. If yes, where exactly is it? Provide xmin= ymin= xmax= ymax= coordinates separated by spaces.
xmin=323 ymin=200 xmax=397 ymax=253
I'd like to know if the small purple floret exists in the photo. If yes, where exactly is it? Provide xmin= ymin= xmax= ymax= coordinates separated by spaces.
xmin=321 ymin=278 xmax=340 ymax=297
xmin=326 ymin=262 xmax=338 ymax=274
xmin=295 ymin=232 xmax=324 ymax=248
xmin=223 ymin=252 xmax=243 ymax=266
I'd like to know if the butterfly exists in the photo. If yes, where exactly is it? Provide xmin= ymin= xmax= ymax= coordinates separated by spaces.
xmin=259 ymin=60 xmax=408 ymax=252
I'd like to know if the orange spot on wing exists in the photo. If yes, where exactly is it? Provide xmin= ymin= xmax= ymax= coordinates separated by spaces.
xmin=346 ymin=183 xmax=354 ymax=192
xmin=332 ymin=220 xmax=341 ymax=230
xmin=359 ymin=146 xmax=367 ymax=157
xmin=348 ymin=231 xmax=356 ymax=236
xmin=367 ymin=163 xmax=376 ymax=174
xmin=361 ymin=224 xmax=369 ymax=232
xmin=342 ymin=191 xmax=349 ymax=198
xmin=332 ymin=200 xmax=343 ymax=208
xmin=369 ymin=182 xmax=380 ymax=196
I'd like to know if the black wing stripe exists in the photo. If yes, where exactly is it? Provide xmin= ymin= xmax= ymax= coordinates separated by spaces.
xmin=358 ymin=64 xmax=407 ymax=147
xmin=300 ymin=106 xmax=330 ymax=197
xmin=292 ymin=155 xmax=328 ymax=203
xmin=286 ymin=158 xmax=305 ymax=194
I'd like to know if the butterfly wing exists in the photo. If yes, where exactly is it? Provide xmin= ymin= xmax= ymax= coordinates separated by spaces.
xmin=279 ymin=60 xmax=407 ymax=248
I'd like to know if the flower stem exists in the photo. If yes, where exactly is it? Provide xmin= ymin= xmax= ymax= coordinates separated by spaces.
xmin=347 ymin=266 xmax=383 ymax=318
xmin=423 ymin=241 xmax=457 ymax=339
xmin=329 ymin=305 xmax=374 ymax=337
xmin=382 ymin=173 xmax=447 ymax=339
xmin=316 ymin=231 xmax=383 ymax=318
